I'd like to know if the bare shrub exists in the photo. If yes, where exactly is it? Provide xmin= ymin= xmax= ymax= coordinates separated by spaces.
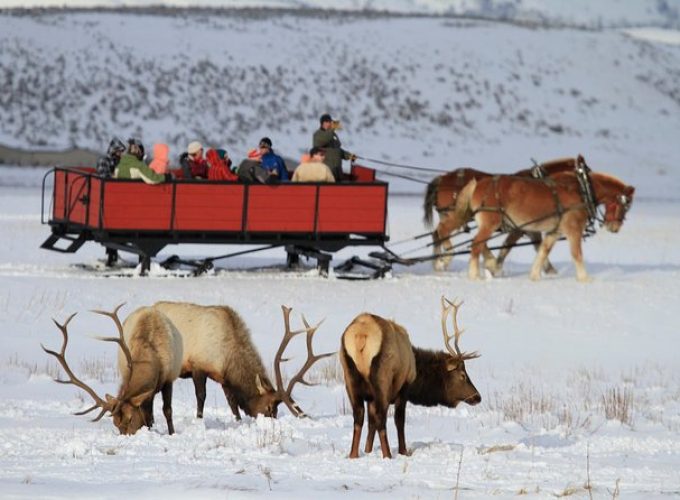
xmin=602 ymin=387 xmax=634 ymax=426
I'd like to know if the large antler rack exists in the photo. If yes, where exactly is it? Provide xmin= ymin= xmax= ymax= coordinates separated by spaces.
xmin=440 ymin=296 xmax=480 ymax=361
xmin=41 ymin=312 xmax=113 ymax=421
xmin=274 ymin=305 xmax=335 ymax=418
xmin=90 ymin=303 xmax=134 ymax=398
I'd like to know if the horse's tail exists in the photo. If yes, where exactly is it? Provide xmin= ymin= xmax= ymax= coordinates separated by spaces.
xmin=453 ymin=178 xmax=477 ymax=223
xmin=423 ymin=176 xmax=441 ymax=228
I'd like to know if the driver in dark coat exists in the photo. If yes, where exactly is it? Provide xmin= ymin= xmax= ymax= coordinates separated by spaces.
xmin=312 ymin=113 xmax=355 ymax=182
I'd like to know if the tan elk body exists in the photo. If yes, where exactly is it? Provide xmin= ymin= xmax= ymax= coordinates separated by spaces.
xmin=43 ymin=305 xmax=183 ymax=435
xmin=153 ymin=301 xmax=279 ymax=419
xmin=153 ymin=301 xmax=331 ymax=420
xmin=341 ymin=313 xmax=416 ymax=458
xmin=115 ymin=306 xmax=183 ymax=433
xmin=340 ymin=298 xmax=481 ymax=459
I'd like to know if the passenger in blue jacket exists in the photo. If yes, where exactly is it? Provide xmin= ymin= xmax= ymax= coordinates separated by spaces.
xmin=258 ymin=137 xmax=289 ymax=182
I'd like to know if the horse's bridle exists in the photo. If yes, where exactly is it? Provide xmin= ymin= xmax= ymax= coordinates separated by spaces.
xmin=604 ymin=193 xmax=632 ymax=224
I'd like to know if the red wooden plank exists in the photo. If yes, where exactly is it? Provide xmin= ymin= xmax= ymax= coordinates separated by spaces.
xmin=87 ymin=178 xmax=102 ymax=228
xmin=53 ymin=170 xmax=66 ymax=220
xmin=174 ymin=184 xmax=245 ymax=231
xmin=102 ymin=183 xmax=173 ymax=230
xmin=317 ymin=185 xmax=386 ymax=232
xmin=65 ymin=172 xmax=89 ymax=225
xmin=247 ymin=185 xmax=316 ymax=232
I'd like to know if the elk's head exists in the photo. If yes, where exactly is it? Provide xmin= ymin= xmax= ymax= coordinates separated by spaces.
xmin=42 ymin=305 xmax=153 ymax=436
xmin=440 ymin=297 xmax=481 ymax=407
xmin=251 ymin=374 xmax=282 ymax=418
xmin=108 ymin=391 xmax=154 ymax=435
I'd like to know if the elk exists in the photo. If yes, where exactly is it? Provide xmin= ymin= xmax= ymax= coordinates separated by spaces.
xmin=42 ymin=304 xmax=183 ymax=435
xmin=153 ymin=301 xmax=332 ymax=420
xmin=340 ymin=297 xmax=481 ymax=459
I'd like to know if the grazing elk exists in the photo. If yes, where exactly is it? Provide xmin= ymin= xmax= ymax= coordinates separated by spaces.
xmin=340 ymin=297 xmax=481 ymax=459
xmin=153 ymin=301 xmax=332 ymax=420
xmin=42 ymin=304 xmax=183 ymax=435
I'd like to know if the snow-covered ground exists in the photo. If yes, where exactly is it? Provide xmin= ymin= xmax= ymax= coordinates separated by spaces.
xmin=0 ymin=165 xmax=679 ymax=499
xmin=1 ymin=5 xmax=679 ymax=498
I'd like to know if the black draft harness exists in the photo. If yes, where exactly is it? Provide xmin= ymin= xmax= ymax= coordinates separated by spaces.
xmin=471 ymin=159 xmax=601 ymax=238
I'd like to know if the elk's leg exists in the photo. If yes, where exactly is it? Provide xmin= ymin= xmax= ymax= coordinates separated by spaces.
xmin=394 ymin=390 xmax=409 ymax=456
xmin=530 ymin=232 xmax=559 ymax=281
xmin=161 ymin=382 xmax=175 ymax=435
xmin=364 ymin=416 xmax=376 ymax=454
xmin=141 ymin=397 xmax=155 ymax=428
xmin=349 ymin=400 xmax=366 ymax=459
xmin=368 ymin=391 xmax=391 ymax=459
xmin=221 ymin=384 xmax=242 ymax=421
xmin=192 ymin=370 xmax=207 ymax=419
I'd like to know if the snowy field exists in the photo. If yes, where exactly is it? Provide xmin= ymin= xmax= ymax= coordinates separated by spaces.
xmin=0 ymin=165 xmax=679 ymax=499
xmin=1 ymin=3 xmax=680 ymax=498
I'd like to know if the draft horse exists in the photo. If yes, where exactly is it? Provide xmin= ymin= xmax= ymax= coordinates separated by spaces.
xmin=455 ymin=170 xmax=634 ymax=281
xmin=423 ymin=156 xmax=586 ymax=272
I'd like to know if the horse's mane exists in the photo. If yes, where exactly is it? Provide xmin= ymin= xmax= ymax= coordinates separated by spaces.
xmin=591 ymin=171 xmax=626 ymax=188
xmin=540 ymin=157 xmax=574 ymax=168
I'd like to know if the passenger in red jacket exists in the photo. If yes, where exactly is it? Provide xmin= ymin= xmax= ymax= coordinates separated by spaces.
xmin=180 ymin=141 xmax=209 ymax=179
xmin=206 ymin=148 xmax=238 ymax=181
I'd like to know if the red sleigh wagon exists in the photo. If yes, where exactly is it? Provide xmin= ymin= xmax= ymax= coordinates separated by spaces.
xmin=40 ymin=164 xmax=389 ymax=275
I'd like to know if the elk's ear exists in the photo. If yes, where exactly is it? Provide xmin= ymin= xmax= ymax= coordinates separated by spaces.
xmin=446 ymin=360 xmax=459 ymax=372
xmin=128 ymin=390 xmax=155 ymax=407
xmin=255 ymin=374 xmax=267 ymax=395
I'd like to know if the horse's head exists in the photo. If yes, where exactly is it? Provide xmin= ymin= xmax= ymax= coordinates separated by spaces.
xmin=603 ymin=184 xmax=634 ymax=233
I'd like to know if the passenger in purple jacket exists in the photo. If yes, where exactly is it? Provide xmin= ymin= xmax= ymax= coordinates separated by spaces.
xmin=258 ymin=137 xmax=289 ymax=182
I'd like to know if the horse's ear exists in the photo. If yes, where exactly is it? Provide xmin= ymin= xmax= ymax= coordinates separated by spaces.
xmin=577 ymin=154 xmax=585 ymax=164
xmin=625 ymin=185 xmax=635 ymax=197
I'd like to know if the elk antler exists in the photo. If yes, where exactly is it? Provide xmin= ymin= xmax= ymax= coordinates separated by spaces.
xmin=274 ymin=305 xmax=335 ymax=418
xmin=441 ymin=296 xmax=480 ymax=361
xmin=90 ymin=303 xmax=134 ymax=397
xmin=41 ymin=313 xmax=113 ymax=421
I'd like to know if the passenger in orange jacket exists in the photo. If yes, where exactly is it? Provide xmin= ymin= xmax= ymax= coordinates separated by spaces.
xmin=149 ymin=143 xmax=170 ymax=175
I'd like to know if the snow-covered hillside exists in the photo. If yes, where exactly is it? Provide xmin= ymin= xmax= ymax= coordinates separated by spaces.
xmin=1 ymin=0 xmax=679 ymax=29
xmin=1 ymin=10 xmax=680 ymax=197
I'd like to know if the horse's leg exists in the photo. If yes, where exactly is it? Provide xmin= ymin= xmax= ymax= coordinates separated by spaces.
xmin=566 ymin=227 xmax=590 ymax=282
xmin=469 ymin=214 xmax=498 ymax=280
xmin=481 ymin=243 xmax=500 ymax=277
xmin=433 ymin=212 xmax=462 ymax=271
xmin=529 ymin=232 xmax=558 ymax=275
xmin=432 ymin=221 xmax=451 ymax=271
xmin=529 ymin=232 xmax=559 ymax=281
xmin=495 ymin=230 xmax=522 ymax=271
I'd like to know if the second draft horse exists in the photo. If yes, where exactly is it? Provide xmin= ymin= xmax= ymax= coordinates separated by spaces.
xmin=454 ymin=170 xmax=635 ymax=281
xmin=423 ymin=156 xmax=586 ymax=272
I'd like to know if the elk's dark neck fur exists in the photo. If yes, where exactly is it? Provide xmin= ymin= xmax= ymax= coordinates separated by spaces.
xmin=407 ymin=348 xmax=452 ymax=407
